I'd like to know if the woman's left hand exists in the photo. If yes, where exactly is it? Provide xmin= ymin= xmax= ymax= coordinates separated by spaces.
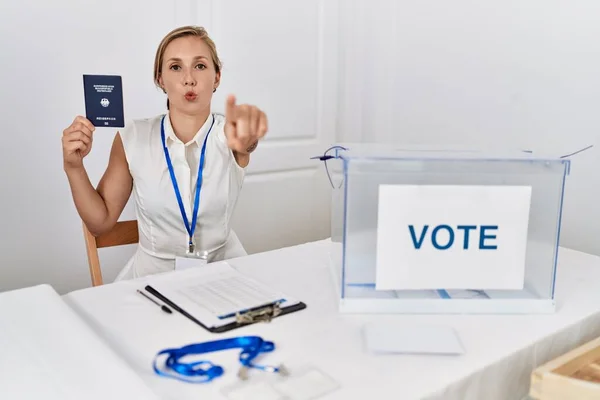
xmin=224 ymin=95 xmax=268 ymax=155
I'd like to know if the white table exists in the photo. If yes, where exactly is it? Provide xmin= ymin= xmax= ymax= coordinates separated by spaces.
xmin=63 ymin=239 xmax=600 ymax=400
xmin=0 ymin=284 xmax=160 ymax=400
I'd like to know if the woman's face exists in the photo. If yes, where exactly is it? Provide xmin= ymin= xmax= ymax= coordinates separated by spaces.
xmin=159 ymin=36 xmax=219 ymax=114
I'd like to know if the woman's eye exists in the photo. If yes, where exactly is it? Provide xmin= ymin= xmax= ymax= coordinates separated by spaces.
xmin=196 ymin=64 xmax=206 ymax=70
xmin=170 ymin=65 xmax=181 ymax=71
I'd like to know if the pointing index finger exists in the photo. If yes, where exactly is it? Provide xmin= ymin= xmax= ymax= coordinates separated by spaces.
xmin=225 ymin=95 xmax=237 ymax=122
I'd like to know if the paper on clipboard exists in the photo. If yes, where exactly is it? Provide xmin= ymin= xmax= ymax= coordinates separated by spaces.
xmin=149 ymin=262 xmax=301 ymax=330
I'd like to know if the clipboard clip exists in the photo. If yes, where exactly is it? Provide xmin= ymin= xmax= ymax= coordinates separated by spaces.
xmin=235 ymin=302 xmax=282 ymax=324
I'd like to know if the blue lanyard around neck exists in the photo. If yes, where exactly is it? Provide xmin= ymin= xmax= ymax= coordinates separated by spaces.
xmin=160 ymin=114 xmax=215 ymax=248
xmin=152 ymin=336 xmax=285 ymax=383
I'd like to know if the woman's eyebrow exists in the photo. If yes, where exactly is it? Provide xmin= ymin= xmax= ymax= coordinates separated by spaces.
xmin=166 ymin=55 xmax=208 ymax=62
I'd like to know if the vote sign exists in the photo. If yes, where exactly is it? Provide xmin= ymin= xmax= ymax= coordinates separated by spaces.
xmin=375 ymin=185 xmax=532 ymax=290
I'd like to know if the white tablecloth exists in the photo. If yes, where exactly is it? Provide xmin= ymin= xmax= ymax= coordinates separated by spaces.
xmin=0 ymin=284 xmax=160 ymax=400
xmin=62 ymin=239 xmax=600 ymax=400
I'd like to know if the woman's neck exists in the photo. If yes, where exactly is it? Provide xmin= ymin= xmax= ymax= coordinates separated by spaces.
xmin=169 ymin=107 xmax=211 ymax=143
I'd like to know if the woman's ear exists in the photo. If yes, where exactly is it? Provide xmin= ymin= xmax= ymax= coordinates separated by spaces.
xmin=158 ymin=76 xmax=166 ymax=93
xmin=213 ymin=72 xmax=221 ymax=92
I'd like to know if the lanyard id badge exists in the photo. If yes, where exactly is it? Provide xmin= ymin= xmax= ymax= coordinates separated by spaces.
xmin=175 ymin=251 xmax=208 ymax=271
xmin=161 ymin=114 xmax=215 ymax=263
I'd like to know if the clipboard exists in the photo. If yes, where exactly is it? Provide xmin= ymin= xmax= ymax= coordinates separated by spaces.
xmin=143 ymin=262 xmax=307 ymax=333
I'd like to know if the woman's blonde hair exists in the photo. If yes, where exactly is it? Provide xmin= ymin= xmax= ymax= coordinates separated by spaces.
xmin=153 ymin=26 xmax=222 ymax=108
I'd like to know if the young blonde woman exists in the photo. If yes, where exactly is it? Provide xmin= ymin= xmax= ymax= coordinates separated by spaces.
xmin=61 ymin=26 xmax=268 ymax=280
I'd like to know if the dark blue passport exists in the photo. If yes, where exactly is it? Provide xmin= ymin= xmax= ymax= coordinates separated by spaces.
xmin=83 ymin=74 xmax=125 ymax=127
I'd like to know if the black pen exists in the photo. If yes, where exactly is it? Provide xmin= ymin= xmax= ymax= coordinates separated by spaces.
xmin=137 ymin=289 xmax=172 ymax=314
xmin=145 ymin=285 xmax=210 ymax=330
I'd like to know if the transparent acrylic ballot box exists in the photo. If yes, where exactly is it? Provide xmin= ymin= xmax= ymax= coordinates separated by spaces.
xmin=325 ymin=145 xmax=571 ymax=314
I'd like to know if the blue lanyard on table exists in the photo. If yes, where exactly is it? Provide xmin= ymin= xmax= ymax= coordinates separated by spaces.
xmin=160 ymin=114 xmax=215 ymax=251
xmin=152 ymin=336 xmax=286 ymax=383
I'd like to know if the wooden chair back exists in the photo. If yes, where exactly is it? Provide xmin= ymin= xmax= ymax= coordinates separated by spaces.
xmin=83 ymin=220 xmax=139 ymax=286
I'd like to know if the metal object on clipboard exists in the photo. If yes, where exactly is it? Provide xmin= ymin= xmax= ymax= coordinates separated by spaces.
xmin=235 ymin=302 xmax=283 ymax=324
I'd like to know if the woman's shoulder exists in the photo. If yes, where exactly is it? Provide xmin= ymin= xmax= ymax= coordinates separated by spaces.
xmin=209 ymin=112 xmax=228 ymax=144
xmin=119 ymin=114 xmax=164 ymax=137
xmin=117 ymin=114 xmax=165 ymax=158
xmin=212 ymin=112 xmax=226 ymax=125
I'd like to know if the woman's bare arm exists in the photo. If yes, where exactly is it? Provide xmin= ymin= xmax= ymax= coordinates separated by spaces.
xmin=64 ymin=133 xmax=133 ymax=236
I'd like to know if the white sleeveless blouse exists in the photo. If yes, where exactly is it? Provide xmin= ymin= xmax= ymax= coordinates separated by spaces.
xmin=114 ymin=112 xmax=247 ymax=280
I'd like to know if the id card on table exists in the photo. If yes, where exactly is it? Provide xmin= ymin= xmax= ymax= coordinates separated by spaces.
xmin=221 ymin=365 xmax=340 ymax=400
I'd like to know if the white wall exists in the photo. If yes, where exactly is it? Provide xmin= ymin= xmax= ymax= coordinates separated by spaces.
xmin=338 ymin=0 xmax=600 ymax=256
xmin=0 ymin=0 xmax=337 ymax=294
xmin=2 ymin=0 xmax=599 ymax=295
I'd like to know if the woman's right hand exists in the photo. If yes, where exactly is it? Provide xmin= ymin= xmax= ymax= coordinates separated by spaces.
xmin=62 ymin=116 xmax=95 ymax=170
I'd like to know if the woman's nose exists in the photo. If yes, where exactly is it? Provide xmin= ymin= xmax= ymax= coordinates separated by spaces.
xmin=183 ymin=71 xmax=196 ymax=86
